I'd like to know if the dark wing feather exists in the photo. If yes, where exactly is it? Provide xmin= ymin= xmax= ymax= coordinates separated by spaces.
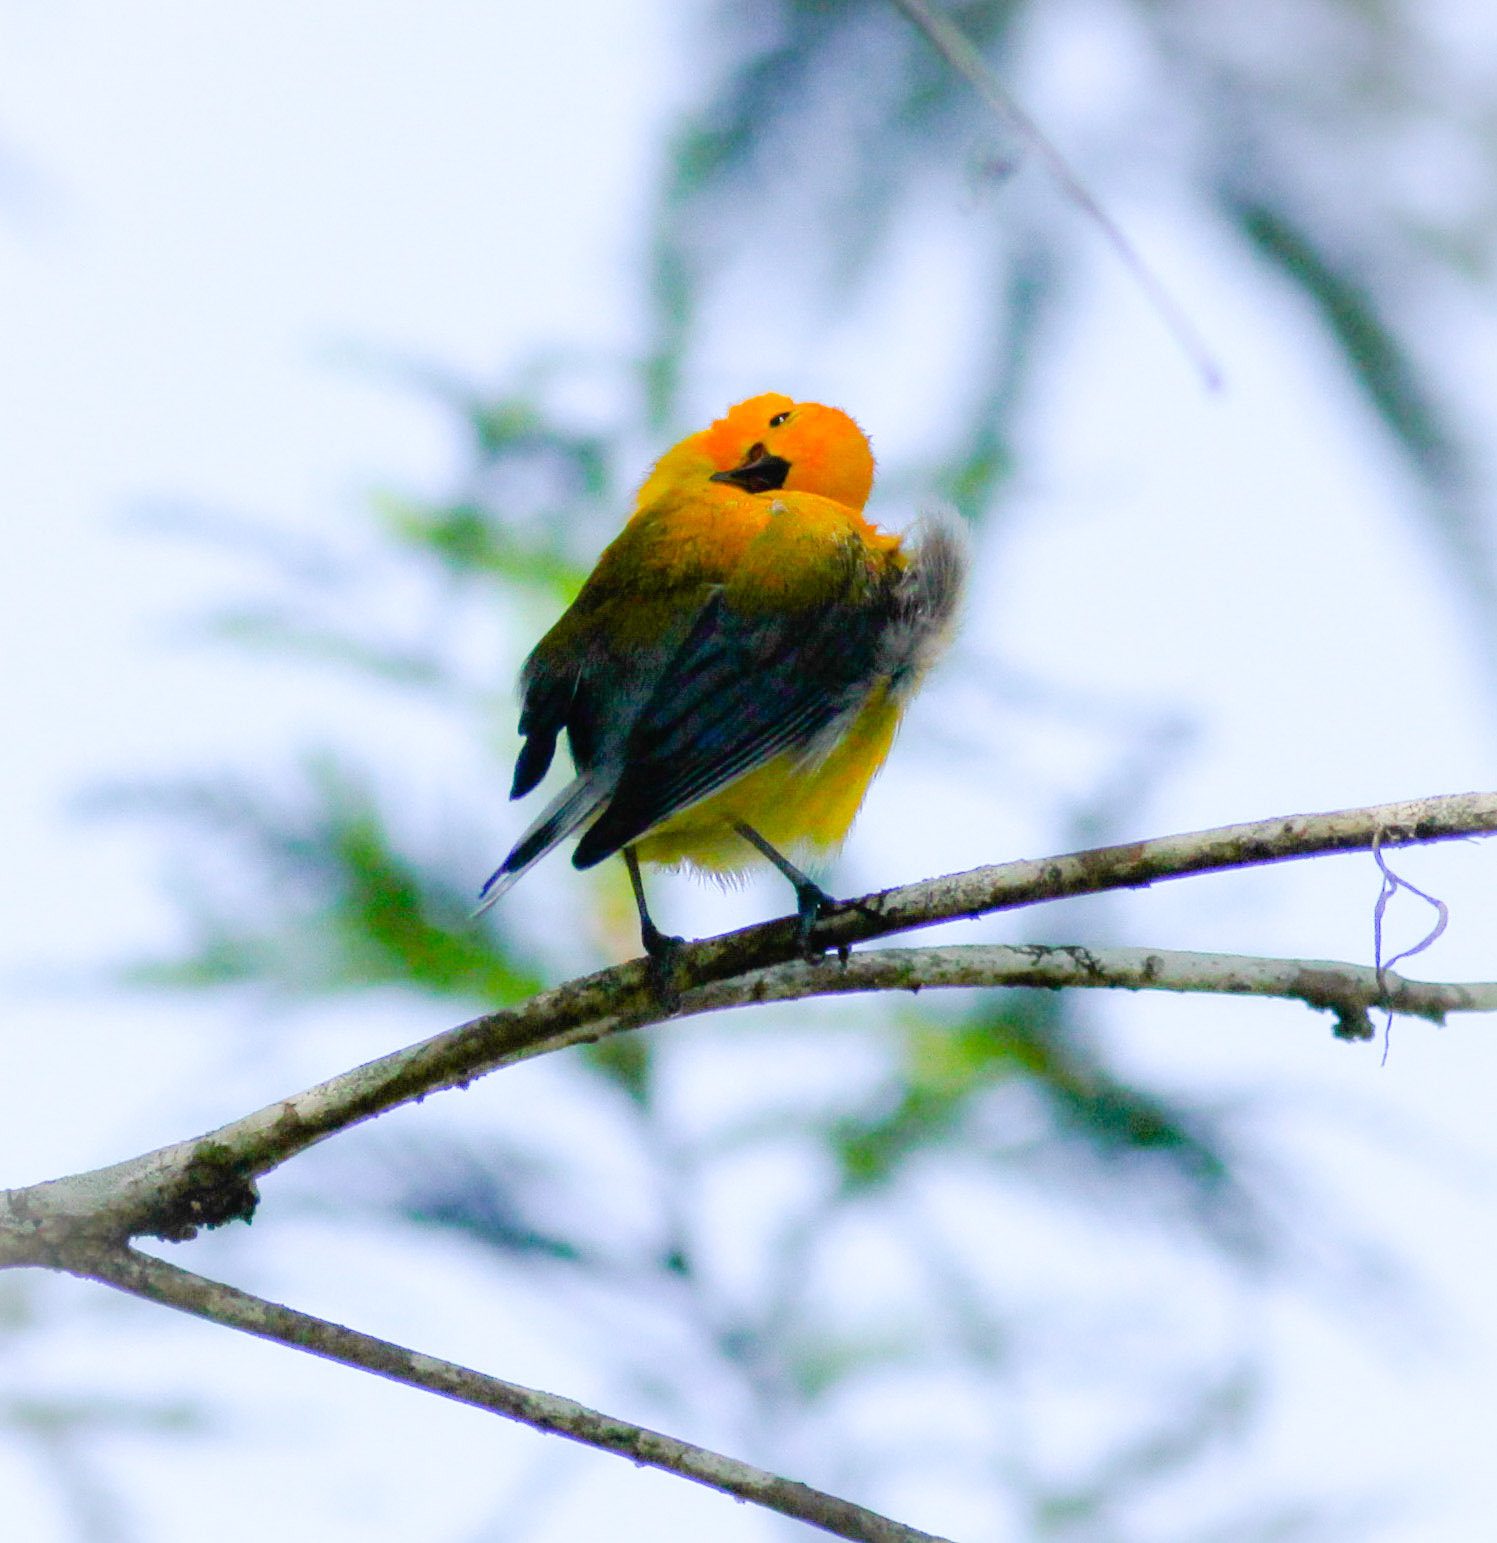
xmin=510 ymin=663 xmax=575 ymax=799
xmin=511 ymin=584 xmax=711 ymax=800
xmin=570 ymin=583 xmax=894 ymax=869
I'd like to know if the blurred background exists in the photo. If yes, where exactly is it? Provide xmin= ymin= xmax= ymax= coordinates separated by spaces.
xmin=4 ymin=2 xmax=1497 ymax=1539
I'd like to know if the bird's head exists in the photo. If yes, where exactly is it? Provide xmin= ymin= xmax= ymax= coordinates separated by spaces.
xmin=637 ymin=394 xmax=875 ymax=514
xmin=704 ymin=394 xmax=874 ymax=511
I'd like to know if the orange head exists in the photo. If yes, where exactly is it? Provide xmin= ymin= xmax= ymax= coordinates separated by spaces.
xmin=635 ymin=393 xmax=875 ymax=513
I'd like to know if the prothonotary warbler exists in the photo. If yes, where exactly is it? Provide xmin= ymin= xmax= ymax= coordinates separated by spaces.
xmin=478 ymin=392 xmax=966 ymax=971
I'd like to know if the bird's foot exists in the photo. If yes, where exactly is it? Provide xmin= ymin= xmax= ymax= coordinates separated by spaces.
xmin=796 ymin=884 xmax=883 ymax=963
xmin=794 ymin=880 xmax=838 ymax=962
xmin=640 ymin=919 xmax=686 ymax=1012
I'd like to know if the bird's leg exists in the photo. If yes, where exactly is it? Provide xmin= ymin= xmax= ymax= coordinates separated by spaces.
xmin=731 ymin=820 xmax=837 ymax=957
xmin=625 ymin=847 xmax=684 ymax=1009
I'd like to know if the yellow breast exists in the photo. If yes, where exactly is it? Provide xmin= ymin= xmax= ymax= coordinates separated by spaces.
xmin=631 ymin=683 xmax=902 ymax=875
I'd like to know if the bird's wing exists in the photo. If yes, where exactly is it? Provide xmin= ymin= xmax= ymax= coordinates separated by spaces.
xmin=509 ymin=509 xmax=721 ymax=800
xmin=492 ymin=570 xmax=720 ymax=898
xmin=570 ymin=570 xmax=895 ymax=869
xmin=509 ymin=657 xmax=576 ymax=800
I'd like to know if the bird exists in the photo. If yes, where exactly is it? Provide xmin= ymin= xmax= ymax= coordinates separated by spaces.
xmin=478 ymin=392 xmax=966 ymax=975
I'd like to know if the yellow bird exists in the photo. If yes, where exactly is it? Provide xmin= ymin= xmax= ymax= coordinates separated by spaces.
xmin=480 ymin=393 xmax=966 ymax=963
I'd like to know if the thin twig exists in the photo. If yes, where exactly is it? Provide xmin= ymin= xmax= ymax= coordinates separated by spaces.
xmin=888 ymin=0 xmax=1224 ymax=390
xmin=71 ymin=1246 xmax=955 ymax=1543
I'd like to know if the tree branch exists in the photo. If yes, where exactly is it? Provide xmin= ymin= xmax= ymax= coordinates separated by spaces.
xmin=68 ymin=1245 xmax=955 ymax=1543
xmin=674 ymin=943 xmax=1497 ymax=1043
xmin=4 ymin=791 xmax=1494 ymax=1260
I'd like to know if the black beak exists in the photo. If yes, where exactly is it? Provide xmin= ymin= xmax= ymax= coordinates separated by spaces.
xmin=710 ymin=452 xmax=791 ymax=494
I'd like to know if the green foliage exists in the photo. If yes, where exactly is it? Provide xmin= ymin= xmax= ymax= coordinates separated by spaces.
xmin=384 ymin=1141 xmax=587 ymax=1264
xmin=377 ymin=493 xmax=585 ymax=602
xmin=105 ymin=761 xmax=540 ymax=1003
xmin=654 ymin=0 xmax=1497 ymax=664
xmin=826 ymin=989 xmax=1257 ymax=1255
xmin=378 ymin=383 xmax=612 ymax=596
xmin=581 ymin=1030 xmax=657 ymax=1107
xmin=102 ymin=3 xmax=1497 ymax=1532
xmin=1229 ymin=194 xmax=1497 ymax=646
xmin=1232 ymin=197 xmax=1461 ymax=493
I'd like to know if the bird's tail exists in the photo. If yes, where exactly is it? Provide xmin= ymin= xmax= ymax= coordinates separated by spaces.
xmin=474 ymin=776 xmax=610 ymax=916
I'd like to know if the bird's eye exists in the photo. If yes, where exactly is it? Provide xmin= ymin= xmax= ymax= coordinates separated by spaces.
xmin=768 ymin=411 xmax=790 ymax=428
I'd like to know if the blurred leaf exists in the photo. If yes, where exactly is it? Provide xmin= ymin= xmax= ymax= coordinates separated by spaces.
xmin=828 ymin=989 xmax=1256 ymax=1251
xmin=3 ymin=1398 xmax=204 ymax=1439
xmin=1230 ymin=196 xmax=1461 ymax=491
xmin=1023 ymin=1368 xmax=1256 ymax=1536
xmin=377 ymin=494 xmax=586 ymax=601
xmin=381 ymin=1141 xmax=588 ymax=1264
xmin=1230 ymin=190 xmax=1497 ymax=675
xmin=203 ymin=605 xmax=455 ymax=690
xmin=99 ymin=760 xmax=541 ymax=1003
xmin=781 ymin=1324 xmax=921 ymax=1404
xmin=934 ymin=231 xmax=1061 ymax=521
xmin=581 ymin=1032 xmax=656 ymax=1108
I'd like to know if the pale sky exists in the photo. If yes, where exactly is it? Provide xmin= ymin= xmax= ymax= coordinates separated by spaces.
xmin=4 ymin=4 xmax=1497 ymax=1541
